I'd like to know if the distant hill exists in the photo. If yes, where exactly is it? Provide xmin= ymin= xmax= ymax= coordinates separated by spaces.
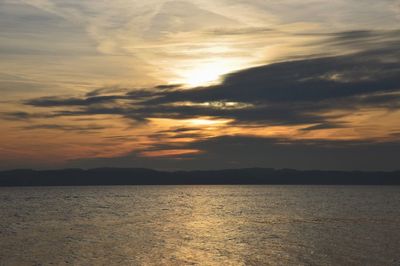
xmin=0 ymin=168 xmax=399 ymax=186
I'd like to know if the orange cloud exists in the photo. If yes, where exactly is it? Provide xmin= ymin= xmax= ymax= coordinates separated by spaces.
xmin=139 ymin=149 xmax=202 ymax=158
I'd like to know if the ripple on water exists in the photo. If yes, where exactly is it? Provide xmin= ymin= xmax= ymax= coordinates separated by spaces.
xmin=0 ymin=185 xmax=399 ymax=265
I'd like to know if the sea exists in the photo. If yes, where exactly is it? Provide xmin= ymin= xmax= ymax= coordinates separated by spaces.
xmin=1 ymin=185 xmax=399 ymax=265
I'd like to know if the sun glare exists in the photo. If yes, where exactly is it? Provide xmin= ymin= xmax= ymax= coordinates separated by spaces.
xmin=186 ymin=117 xmax=233 ymax=126
xmin=178 ymin=59 xmax=246 ymax=87
xmin=184 ymin=66 xmax=223 ymax=87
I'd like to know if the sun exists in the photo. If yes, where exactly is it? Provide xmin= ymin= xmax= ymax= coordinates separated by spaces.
xmin=178 ymin=59 xmax=246 ymax=87
xmin=184 ymin=64 xmax=223 ymax=87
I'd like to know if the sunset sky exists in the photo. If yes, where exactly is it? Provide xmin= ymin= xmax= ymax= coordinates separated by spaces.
xmin=1 ymin=0 xmax=400 ymax=170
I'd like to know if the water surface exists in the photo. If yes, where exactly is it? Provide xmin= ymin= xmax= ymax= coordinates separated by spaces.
xmin=1 ymin=186 xmax=399 ymax=265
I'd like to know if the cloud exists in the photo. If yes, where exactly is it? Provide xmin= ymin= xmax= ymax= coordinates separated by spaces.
xmin=25 ymin=95 xmax=124 ymax=107
xmin=3 ymin=111 xmax=32 ymax=120
xmin=2 ymin=1 xmax=400 ymax=171
xmin=205 ymin=27 xmax=275 ymax=36
xmin=300 ymin=122 xmax=347 ymax=131
xmin=68 ymin=135 xmax=400 ymax=171
xmin=22 ymin=30 xmax=400 ymax=129
xmin=22 ymin=124 xmax=107 ymax=133
xmin=226 ymin=0 xmax=400 ymax=30
xmin=143 ymin=1 xmax=239 ymax=39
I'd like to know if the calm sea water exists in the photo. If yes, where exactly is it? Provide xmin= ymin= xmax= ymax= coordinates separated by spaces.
xmin=0 ymin=185 xmax=399 ymax=265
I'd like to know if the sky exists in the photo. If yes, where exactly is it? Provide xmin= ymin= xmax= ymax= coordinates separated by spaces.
xmin=1 ymin=0 xmax=400 ymax=170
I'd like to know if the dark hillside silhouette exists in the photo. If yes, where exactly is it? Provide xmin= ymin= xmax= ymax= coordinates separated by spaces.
xmin=0 ymin=168 xmax=399 ymax=186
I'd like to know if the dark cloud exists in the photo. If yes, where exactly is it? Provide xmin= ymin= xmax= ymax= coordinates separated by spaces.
xmin=16 ymin=29 xmax=398 ymax=171
xmin=85 ymin=87 xmax=128 ymax=97
xmin=355 ymin=92 xmax=400 ymax=109
xmin=154 ymin=84 xmax=182 ymax=90
xmin=20 ymin=30 xmax=400 ymax=129
xmin=319 ymin=29 xmax=400 ymax=53
xmin=146 ymin=52 xmax=399 ymax=105
xmin=25 ymin=85 xmax=180 ymax=108
xmin=147 ymin=132 xmax=204 ymax=140
xmin=68 ymin=135 xmax=400 ymax=171
xmin=3 ymin=111 xmax=32 ymax=120
xmin=158 ymin=127 xmax=201 ymax=133
xmin=22 ymin=124 xmax=107 ymax=133
xmin=24 ymin=95 xmax=124 ymax=107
